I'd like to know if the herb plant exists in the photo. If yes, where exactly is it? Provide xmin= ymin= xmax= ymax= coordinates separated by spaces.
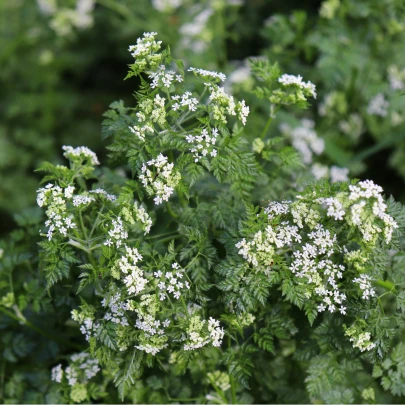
xmin=1 ymin=32 xmax=405 ymax=404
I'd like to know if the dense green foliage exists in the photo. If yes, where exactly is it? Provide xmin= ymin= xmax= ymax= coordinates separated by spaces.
xmin=1 ymin=1 xmax=405 ymax=404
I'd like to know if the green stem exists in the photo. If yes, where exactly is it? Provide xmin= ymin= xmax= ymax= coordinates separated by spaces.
xmin=165 ymin=202 xmax=179 ymax=219
xmin=78 ymin=210 xmax=88 ymax=239
xmin=89 ymin=205 xmax=105 ymax=239
xmin=376 ymin=279 xmax=396 ymax=293
xmin=0 ymin=306 xmax=83 ymax=350
xmin=260 ymin=105 xmax=278 ymax=140
xmin=156 ymin=235 xmax=184 ymax=244
xmin=68 ymin=239 xmax=91 ymax=254
xmin=146 ymin=231 xmax=179 ymax=240
xmin=260 ymin=116 xmax=272 ymax=140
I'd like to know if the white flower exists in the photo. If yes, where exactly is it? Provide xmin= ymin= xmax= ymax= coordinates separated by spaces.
xmin=89 ymin=188 xmax=116 ymax=202
xmin=323 ymin=197 xmax=345 ymax=221
xmin=104 ymin=217 xmax=128 ymax=248
xmin=62 ymin=145 xmax=99 ymax=165
xmin=139 ymin=154 xmax=180 ymax=205
xmin=353 ymin=274 xmax=376 ymax=300
xmin=208 ymin=317 xmax=224 ymax=347
xmin=102 ymin=292 xmax=129 ymax=326
xmin=311 ymin=163 xmax=329 ymax=180
xmin=280 ymin=120 xmax=324 ymax=164
xmin=188 ymin=67 xmax=226 ymax=82
xmin=129 ymin=124 xmax=154 ymax=142
xmin=64 ymin=185 xmax=75 ymax=199
xmin=278 ymin=74 xmax=317 ymax=99
xmin=65 ymin=366 xmax=78 ymax=386
xmin=367 ymin=93 xmax=389 ymax=117
xmin=330 ymin=166 xmax=349 ymax=183
xmin=51 ymin=364 xmax=63 ymax=383
xmin=37 ymin=184 xmax=77 ymax=240
xmin=186 ymin=128 xmax=219 ymax=162
xmin=151 ymin=0 xmax=183 ymax=12
xmin=128 ymin=32 xmax=162 ymax=59
xmin=72 ymin=195 xmax=95 ymax=206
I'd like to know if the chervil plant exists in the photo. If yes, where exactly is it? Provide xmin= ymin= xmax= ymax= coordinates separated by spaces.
xmin=1 ymin=32 xmax=405 ymax=404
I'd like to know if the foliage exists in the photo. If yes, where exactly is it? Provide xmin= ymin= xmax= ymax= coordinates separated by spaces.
xmin=1 ymin=2 xmax=405 ymax=404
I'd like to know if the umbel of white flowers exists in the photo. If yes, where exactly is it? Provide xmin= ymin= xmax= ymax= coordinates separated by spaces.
xmin=236 ymin=179 xmax=397 ymax=352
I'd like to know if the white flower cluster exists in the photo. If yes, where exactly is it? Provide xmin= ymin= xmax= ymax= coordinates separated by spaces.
xmin=237 ymin=207 xmax=348 ymax=314
xmin=51 ymin=352 xmax=100 ymax=386
xmin=238 ymin=100 xmax=250 ymax=125
xmin=71 ymin=309 xmax=99 ymax=341
xmin=387 ymin=65 xmax=405 ymax=91
xmin=264 ymin=201 xmax=291 ymax=219
xmin=345 ymin=326 xmax=376 ymax=352
xmin=115 ymin=247 xmax=147 ymax=296
xmin=62 ymin=145 xmax=100 ymax=166
xmin=339 ymin=113 xmax=363 ymax=141
xmin=186 ymin=128 xmax=218 ymax=162
xmin=37 ymin=184 xmax=76 ymax=240
xmin=154 ymin=262 xmax=190 ymax=301
xmin=51 ymin=364 xmax=63 ymax=383
xmin=79 ymin=317 xmax=99 ymax=341
xmin=172 ymin=92 xmax=199 ymax=112
xmin=278 ymin=74 xmax=317 ymax=99
xmin=133 ymin=202 xmax=153 ymax=234
xmin=135 ymin=342 xmax=168 ymax=356
xmin=130 ymin=96 xmax=166 ymax=139
xmin=149 ymin=64 xmax=183 ymax=89
xmin=102 ymin=292 xmax=130 ymax=326
xmin=133 ymin=295 xmax=170 ymax=355
xmin=89 ymin=188 xmax=117 ymax=202
xmin=312 ymin=163 xmax=349 ymax=183
xmin=207 ymin=84 xmax=249 ymax=125
xmin=208 ymin=317 xmax=225 ymax=347
xmin=65 ymin=366 xmax=78 ymax=386
xmin=236 ymin=220 xmax=302 ymax=269
xmin=135 ymin=314 xmax=169 ymax=339
xmin=129 ymin=123 xmax=154 ymax=142
xmin=184 ymin=315 xmax=224 ymax=350
xmin=37 ymin=0 xmax=95 ymax=36
xmin=226 ymin=63 xmax=251 ymax=92
xmin=280 ymin=119 xmax=324 ymax=164
xmin=72 ymin=194 xmax=95 ymax=207
xmin=152 ymin=0 xmax=183 ymax=12
xmin=70 ymin=352 xmax=100 ymax=380
xmin=293 ymin=225 xmax=347 ymax=315
xmin=207 ymin=371 xmax=231 ymax=392
xmin=128 ymin=32 xmax=162 ymax=59
xmin=237 ymin=181 xmax=397 ymax=318
xmin=104 ymin=217 xmax=128 ymax=248
xmin=330 ymin=166 xmax=349 ymax=183
xmin=290 ymin=201 xmax=321 ymax=229
xmin=353 ymin=274 xmax=376 ymax=300
xmin=323 ymin=197 xmax=345 ymax=220
xmin=188 ymin=67 xmax=226 ymax=82
xmin=139 ymin=154 xmax=181 ymax=205
xmin=152 ymin=94 xmax=167 ymax=126
xmin=367 ymin=93 xmax=389 ymax=117
xmin=348 ymin=180 xmax=398 ymax=243
xmin=351 ymin=332 xmax=376 ymax=352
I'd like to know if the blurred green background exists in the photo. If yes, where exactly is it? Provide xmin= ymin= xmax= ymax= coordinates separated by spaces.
xmin=1 ymin=0 xmax=405 ymax=237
